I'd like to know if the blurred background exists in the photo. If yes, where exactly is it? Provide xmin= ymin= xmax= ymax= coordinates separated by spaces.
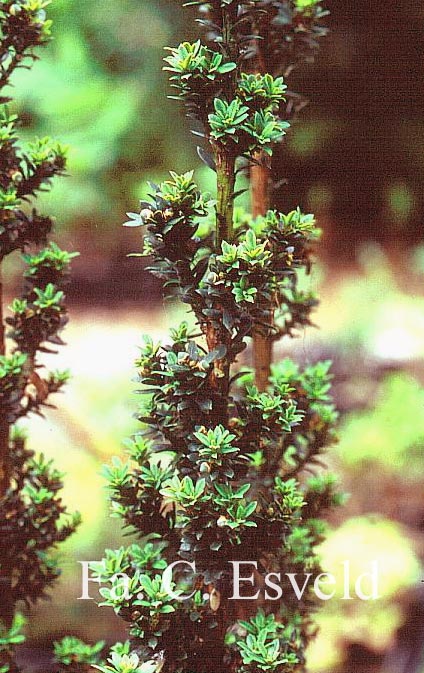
xmin=7 ymin=0 xmax=424 ymax=671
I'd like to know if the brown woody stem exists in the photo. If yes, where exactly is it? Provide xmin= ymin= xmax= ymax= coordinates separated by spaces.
xmin=204 ymin=148 xmax=237 ymax=424
xmin=0 ymin=262 xmax=9 ymax=496
xmin=251 ymin=157 xmax=274 ymax=391
xmin=251 ymin=161 xmax=270 ymax=219
xmin=216 ymin=150 xmax=236 ymax=248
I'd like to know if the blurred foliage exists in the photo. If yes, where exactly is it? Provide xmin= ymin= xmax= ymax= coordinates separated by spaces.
xmin=272 ymin=0 xmax=424 ymax=254
xmin=8 ymin=0 xmax=424 ymax=265
xmin=12 ymin=0 xmax=196 ymax=244
xmin=310 ymin=371 xmax=424 ymax=673
xmin=304 ymin=245 xmax=424 ymax=365
xmin=307 ymin=517 xmax=421 ymax=672
xmin=338 ymin=374 xmax=424 ymax=475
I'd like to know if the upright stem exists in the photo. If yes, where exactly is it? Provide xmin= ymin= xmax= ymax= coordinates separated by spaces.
xmin=205 ymin=5 xmax=239 ymax=424
xmin=251 ymin=158 xmax=274 ymax=392
xmin=216 ymin=150 xmax=236 ymax=247
xmin=204 ymin=149 xmax=236 ymax=426
xmin=0 ymin=261 xmax=9 ymax=496
xmin=215 ymin=0 xmax=237 ymax=247
xmin=250 ymin=35 xmax=274 ymax=392
xmin=251 ymin=162 xmax=270 ymax=219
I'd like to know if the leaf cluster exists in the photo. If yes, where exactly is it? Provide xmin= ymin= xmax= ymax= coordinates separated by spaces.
xmin=0 ymin=0 xmax=53 ymax=98
xmin=0 ymin=3 xmax=81 ymax=671
xmin=0 ymin=429 xmax=81 ymax=665
xmin=96 ymin=334 xmax=339 ymax=668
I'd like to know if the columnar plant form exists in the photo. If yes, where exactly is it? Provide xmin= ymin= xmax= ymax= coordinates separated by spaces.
xmin=0 ymin=2 xmax=79 ymax=671
xmin=94 ymin=2 xmax=339 ymax=673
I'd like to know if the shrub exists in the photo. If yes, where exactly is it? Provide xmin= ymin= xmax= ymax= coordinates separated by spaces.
xmin=0 ymin=2 xmax=79 ymax=670
xmin=91 ymin=2 xmax=339 ymax=673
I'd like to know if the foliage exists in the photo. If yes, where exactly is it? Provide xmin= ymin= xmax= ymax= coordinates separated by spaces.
xmin=9 ymin=0 xmax=421 ymax=259
xmin=304 ymin=367 xmax=424 ymax=671
xmin=54 ymin=636 xmax=105 ymax=672
xmin=338 ymin=374 xmax=424 ymax=475
xmin=94 ymin=2 xmax=338 ymax=673
xmin=9 ymin=0 xmax=329 ymax=244
xmin=306 ymin=516 xmax=421 ymax=672
xmin=92 ymin=642 xmax=157 ymax=673
xmin=0 ymin=2 xmax=79 ymax=671
xmin=10 ymin=0 xmax=192 ymax=238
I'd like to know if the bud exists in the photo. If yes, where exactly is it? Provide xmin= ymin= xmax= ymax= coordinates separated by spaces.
xmin=209 ymin=588 xmax=221 ymax=611
xmin=140 ymin=208 xmax=153 ymax=221
xmin=11 ymin=171 xmax=22 ymax=184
